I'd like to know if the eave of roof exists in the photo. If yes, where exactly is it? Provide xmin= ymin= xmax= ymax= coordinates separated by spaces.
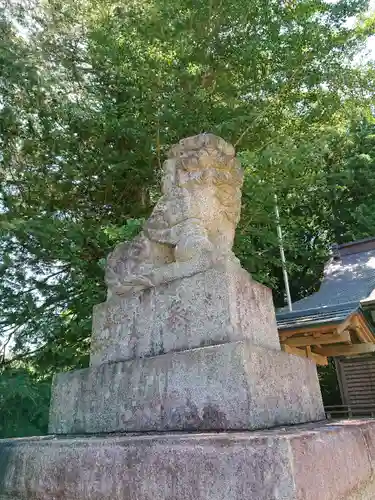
xmin=276 ymin=302 xmax=360 ymax=332
xmin=336 ymin=236 xmax=375 ymax=256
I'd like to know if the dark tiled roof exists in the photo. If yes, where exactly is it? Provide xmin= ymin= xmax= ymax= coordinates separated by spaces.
xmin=276 ymin=238 xmax=375 ymax=331
xmin=277 ymin=302 xmax=359 ymax=332
xmin=289 ymin=248 xmax=375 ymax=312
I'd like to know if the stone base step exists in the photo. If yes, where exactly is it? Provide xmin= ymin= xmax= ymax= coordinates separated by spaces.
xmin=49 ymin=340 xmax=324 ymax=434
xmin=1 ymin=420 xmax=375 ymax=500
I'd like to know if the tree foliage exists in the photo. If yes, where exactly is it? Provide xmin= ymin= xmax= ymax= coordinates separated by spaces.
xmin=0 ymin=365 xmax=50 ymax=438
xmin=0 ymin=0 xmax=375 ymax=435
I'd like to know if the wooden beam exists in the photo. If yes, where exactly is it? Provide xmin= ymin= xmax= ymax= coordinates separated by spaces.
xmin=281 ymin=330 xmax=351 ymax=348
xmin=282 ymin=344 xmax=305 ymax=357
xmin=279 ymin=315 xmax=355 ymax=341
xmin=336 ymin=316 xmax=354 ymax=335
xmin=314 ymin=344 xmax=375 ymax=357
xmin=351 ymin=316 xmax=370 ymax=343
xmin=279 ymin=324 xmax=338 ymax=340
xmin=354 ymin=314 xmax=375 ymax=343
xmin=282 ymin=344 xmax=328 ymax=366
xmin=359 ymin=325 xmax=372 ymax=343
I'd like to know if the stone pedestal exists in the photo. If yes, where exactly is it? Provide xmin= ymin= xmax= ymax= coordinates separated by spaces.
xmin=2 ymin=420 xmax=375 ymax=500
xmin=49 ymin=341 xmax=323 ymax=434
xmin=90 ymin=266 xmax=281 ymax=367
xmin=2 ymin=271 xmax=375 ymax=500
xmin=49 ymin=267 xmax=324 ymax=434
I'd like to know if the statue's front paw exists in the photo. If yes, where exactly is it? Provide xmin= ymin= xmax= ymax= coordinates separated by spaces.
xmin=107 ymin=273 xmax=156 ymax=297
xmin=212 ymin=251 xmax=242 ymax=271
xmin=211 ymin=248 xmax=230 ymax=263
xmin=135 ymin=274 xmax=155 ymax=286
xmin=120 ymin=274 xmax=155 ymax=289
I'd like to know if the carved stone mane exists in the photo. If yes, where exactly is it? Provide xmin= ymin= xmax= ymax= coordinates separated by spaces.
xmin=105 ymin=133 xmax=244 ymax=297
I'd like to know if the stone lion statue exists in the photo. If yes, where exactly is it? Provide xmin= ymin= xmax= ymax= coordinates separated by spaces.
xmin=105 ymin=133 xmax=244 ymax=297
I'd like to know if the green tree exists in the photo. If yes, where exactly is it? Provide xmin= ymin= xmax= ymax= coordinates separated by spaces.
xmin=0 ymin=365 xmax=50 ymax=438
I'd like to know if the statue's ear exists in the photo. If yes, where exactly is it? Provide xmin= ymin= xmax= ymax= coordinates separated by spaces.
xmin=162 ymin=158 xmax=176 ymax=194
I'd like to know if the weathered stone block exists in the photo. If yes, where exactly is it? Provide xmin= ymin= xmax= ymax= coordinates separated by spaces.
xmin=49 ymin=340 xmax=324 ymax=434
xmin=2 ymin=420 xmax=375 ymax=500
xmin=90 ymin=266 xmax=280 ymax=367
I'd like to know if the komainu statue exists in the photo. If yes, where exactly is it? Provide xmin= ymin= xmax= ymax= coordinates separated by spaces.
xmin=105 ymin=133 xmax=244 ymax=296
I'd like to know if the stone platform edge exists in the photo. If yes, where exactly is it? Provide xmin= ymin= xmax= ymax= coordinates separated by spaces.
xmin=48 ymin=340 xmax=324 ymax=434
xmin=1 ymin=419 xmax=375 ymax=500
